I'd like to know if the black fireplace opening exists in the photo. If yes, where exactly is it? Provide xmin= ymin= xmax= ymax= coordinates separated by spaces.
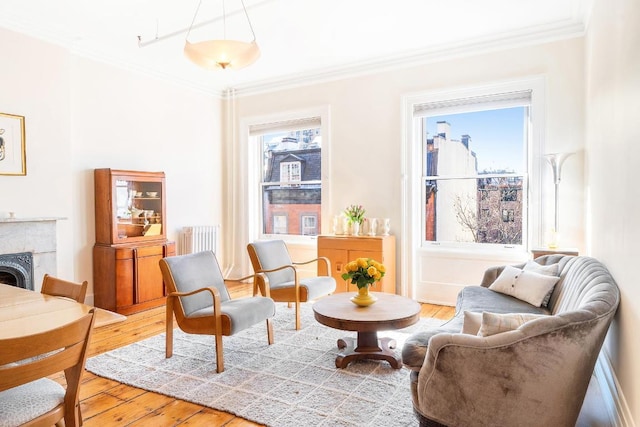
xmin=0 ymin=252 xmax=34 ymax=290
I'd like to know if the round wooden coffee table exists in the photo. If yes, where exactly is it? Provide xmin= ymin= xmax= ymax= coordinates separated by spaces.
xmin=313 ymin=292 xmax=421 ymax=369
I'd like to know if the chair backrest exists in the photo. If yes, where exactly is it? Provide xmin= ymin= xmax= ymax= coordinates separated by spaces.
xmin=159 ymin=251 xmax=230 ymax=316
xmin=0 ymin=309 xmax=95 ymax=426
xmin=41 ymin=273 xmax=88 ymax=303
xmin=247 ymin=240 xmax=294 ymax=285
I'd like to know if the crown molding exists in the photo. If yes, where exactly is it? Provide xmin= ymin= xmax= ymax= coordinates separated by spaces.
xmin=227 ymin=19 xmax=586 ymax=98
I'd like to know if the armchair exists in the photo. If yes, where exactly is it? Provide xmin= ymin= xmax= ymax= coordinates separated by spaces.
xmin=247 ymin=240 xmax=336 ymax=330
xmin=159 ymin=251 xmax=275 ymax=373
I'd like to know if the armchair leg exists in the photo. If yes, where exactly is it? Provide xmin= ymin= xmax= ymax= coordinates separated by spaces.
xmin=266 ymin=318 xmax=274 ymax=344
xmin=295 ymin=301 xmax=301 ymax=330
xmin=166 ymin=300 xmax=174 ymax=358
xmin=215 ymin=334 xmax=224 ymax=373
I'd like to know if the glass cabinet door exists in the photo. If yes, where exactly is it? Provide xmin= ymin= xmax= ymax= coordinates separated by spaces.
xmin=115 ymin=179 xmax=164 ymax=240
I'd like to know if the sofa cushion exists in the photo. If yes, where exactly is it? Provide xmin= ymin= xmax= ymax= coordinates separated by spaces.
xmin=489 ymin=265 xmax=560 ymax=307
xmin=477 ymin=312 xmax=547 ymax=337
xmin=457 ymin=286 xmax=551 ymax=316
xmin=462 ymin=311 xmax=482 ymax=335
xmin=401 ymin=286 xmax=549 ymax=370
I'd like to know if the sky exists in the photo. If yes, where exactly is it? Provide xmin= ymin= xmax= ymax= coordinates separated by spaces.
xmin=425 ymin=106 xmax=526 ymax=173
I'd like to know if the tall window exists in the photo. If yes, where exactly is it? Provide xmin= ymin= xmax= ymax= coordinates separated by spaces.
xmin=417 ymin=91 xmax=531 ymax=247
xmin=250 ymin=116 xmax=323 ymax=237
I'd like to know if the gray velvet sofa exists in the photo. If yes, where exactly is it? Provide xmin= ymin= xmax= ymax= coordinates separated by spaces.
xmin=401 ymin=255 xmax=620 ymax=427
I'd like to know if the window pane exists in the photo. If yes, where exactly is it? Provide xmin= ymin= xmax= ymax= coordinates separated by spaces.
xmin=424 ymin=176 xmax=523 ymax=245
xmin=422 ymin=106 xmax=527 ymax=246
xmin=260 ymin=127 xmax=321 ymax=236
xmin=424 ymin=107 xmax=525 ymax=176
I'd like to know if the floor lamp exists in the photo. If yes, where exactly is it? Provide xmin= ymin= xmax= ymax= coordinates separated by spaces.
xmin=544 ymin=152 xmax=573 ymax=248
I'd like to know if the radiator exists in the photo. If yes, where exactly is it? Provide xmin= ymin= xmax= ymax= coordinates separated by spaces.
xmin=178 ymin=225 xmax=219 ymax=255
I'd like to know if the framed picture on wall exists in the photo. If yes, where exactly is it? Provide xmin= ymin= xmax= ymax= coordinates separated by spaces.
xmin=0 ymin=112 xmax=26 ymax=176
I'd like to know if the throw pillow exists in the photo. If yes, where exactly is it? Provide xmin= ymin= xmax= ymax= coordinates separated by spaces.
xmin=478 ymin=312 xmax=548 ymax=337
xmin=462 ymin=311 xmax=482 ymax=335
xmin=523 ymin=261 xmax=560 ymax=307
xmin=523 ymin=260 xmax=559 ymax=276
xmin=489 ymin=265 xmax=560 ymax=307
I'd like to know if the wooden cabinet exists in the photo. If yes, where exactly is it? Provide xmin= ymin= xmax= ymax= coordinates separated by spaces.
xmin=93 ymin=169 xmax=174 ymax=314
xmin=93 ymin=242 xmax=175 ymax=315
xmin=317 ymin=235 xmax=396 ymax=294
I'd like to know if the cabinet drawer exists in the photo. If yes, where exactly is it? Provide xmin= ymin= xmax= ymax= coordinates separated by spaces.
xmin=115 ymin=245 xmax=166 ymax=259
xmin=317 ymin=236 xmax=384 ymax=251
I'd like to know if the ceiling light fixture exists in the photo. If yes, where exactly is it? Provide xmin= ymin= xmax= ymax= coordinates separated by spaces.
xmin=184 ymin=0 xmax=260 ymax=70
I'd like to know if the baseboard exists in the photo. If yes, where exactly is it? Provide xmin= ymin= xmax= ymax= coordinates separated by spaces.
xmin=594 ymin=352 xmax=635 ymax=426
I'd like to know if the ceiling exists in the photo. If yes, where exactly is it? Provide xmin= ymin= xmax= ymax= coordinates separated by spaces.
xmin=0 ymin=0 xmax=591 ymax=96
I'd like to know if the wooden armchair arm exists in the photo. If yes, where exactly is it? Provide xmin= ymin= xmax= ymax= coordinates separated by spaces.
xmin=228 ymin=274 xmax=272 ymax=298
xmin=167 ymin=286 xmax=221 ymax=301
xmin=256 ymin=264 xmax=296 ymax=275
xmin=165 ymin=286 xmax=222 ymax=360
xmin=254 ymin=264 xmax=300 ymax=295
xmin=293 ymin=256 xmax=331 ymax=275
xmin=293 ymin=255 xmax=330 ymax=268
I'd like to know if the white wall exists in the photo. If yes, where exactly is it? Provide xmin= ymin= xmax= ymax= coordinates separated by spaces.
xmin=0 ymin=28 xmax=73 ymax=277
xmin=585 ymin=0 xmax=640 ymax=422
xmin=0 ymin=28 xmax=224 ymax=303
xmin=228 ymin=38 xmax=586 ymax=296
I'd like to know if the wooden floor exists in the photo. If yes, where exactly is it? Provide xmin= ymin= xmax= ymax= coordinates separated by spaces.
xmin=69 ymin=284 xmax=455 ymax=427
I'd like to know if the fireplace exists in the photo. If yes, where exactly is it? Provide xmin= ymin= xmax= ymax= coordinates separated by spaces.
xmin=0 ymin=217 xmax=62 ymax=292
xmin=0 ymin=252 xmax=34 ymax=290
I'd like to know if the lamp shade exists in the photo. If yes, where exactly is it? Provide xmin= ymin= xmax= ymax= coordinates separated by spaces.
xmin=184 ymin=39 xmax=260 ymax=70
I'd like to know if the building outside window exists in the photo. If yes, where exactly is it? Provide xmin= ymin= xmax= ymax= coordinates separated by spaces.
xmin=251 ymin=116 xmax=323 ymax=237
xmin=418 ymin=92 xmax=530 ymax=248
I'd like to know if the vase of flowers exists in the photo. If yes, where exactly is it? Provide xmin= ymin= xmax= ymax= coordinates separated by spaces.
xmin=341 ymin=258 xmax=386 ymax=306
xmin=344 ymin=204 xmax=365 ymax=236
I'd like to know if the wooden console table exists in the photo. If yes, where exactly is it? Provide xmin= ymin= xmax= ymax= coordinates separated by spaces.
xmin=312 ymin=292 xmax=420 ymax=369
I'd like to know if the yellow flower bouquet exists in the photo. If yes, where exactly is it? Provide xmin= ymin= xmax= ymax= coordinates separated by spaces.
xmin=341 ymin=258 xmax=386 ymax=289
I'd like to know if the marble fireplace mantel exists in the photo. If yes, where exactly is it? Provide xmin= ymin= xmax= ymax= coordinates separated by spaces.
xmin=0 ymin=217 xmax=65 ymax=292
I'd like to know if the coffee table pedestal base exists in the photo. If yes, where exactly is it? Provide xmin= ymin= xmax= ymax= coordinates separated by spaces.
xmin=335 ymin=331 xmax=401 ymax=369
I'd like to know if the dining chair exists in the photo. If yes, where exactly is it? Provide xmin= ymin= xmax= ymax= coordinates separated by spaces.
xmin=159 ymin=251 xmax=276 ymax=373
xmin=41 ymin=273 xmax=88 ymax=303
xmin=247 ymin=240 xmax=336 ymax=330
xmin=0 ymin=309 xmax=96 ymax=427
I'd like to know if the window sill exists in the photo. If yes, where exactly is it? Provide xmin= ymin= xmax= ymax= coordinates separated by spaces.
xmin=419 ymin=244 xmax=529 ymax=263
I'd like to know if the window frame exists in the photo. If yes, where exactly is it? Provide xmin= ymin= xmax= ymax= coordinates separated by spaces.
xmin=419 ymin=100 xmax=531 ymax=250
xmin=244 ymin=106 xmax=331 ymax=245
xmin=401 ymin=77 xmax=546 ymax=296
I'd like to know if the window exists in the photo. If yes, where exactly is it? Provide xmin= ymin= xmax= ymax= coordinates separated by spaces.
xmin=249 ymin=114 xmax=325 ymax=238
xmin=301 ymin=214 xmax=317 ymax=235
xmin=280 ymin=161 xmax=301 ymax=187
xmin=416 ymin=90 xmax=531 ymax=247
xmin=273 ymin=214 xmax=288 ymax=234
xmin=502 ymin=209 xmax=515 ymax=222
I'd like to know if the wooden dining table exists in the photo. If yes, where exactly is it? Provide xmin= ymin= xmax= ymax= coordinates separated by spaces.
xmin=0 ymin=283 xmax=124 ymax=339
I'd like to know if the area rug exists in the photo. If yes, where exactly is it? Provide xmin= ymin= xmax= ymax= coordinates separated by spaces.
xmin=86 ymin=303 xmax=444 ymax=427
